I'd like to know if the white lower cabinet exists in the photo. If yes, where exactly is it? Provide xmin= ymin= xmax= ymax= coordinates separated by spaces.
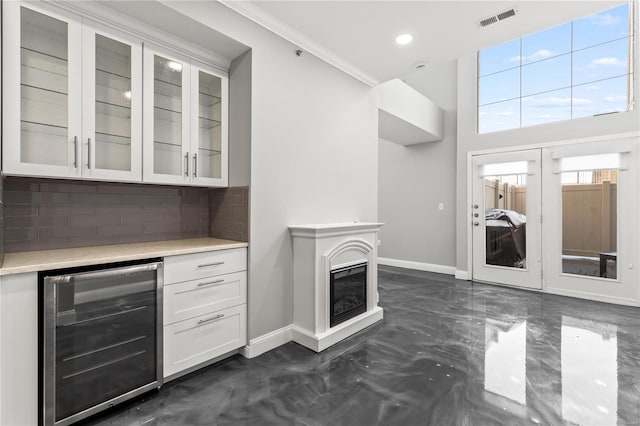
xmin=163 ymin=248 xmax=247 ymax=379
xmin=163 ymin=271 xmax=246 ymax=325
xmin=163 ymin=304 xmax=246 ymax=377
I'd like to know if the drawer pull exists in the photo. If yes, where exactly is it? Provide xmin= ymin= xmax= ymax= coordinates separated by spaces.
xmin=197 ymin=279 xmax=225 ymax=287
xmin=197 ymin=314 xmax=224 ymax=326
xmin=197 ymin=262 xmax=225 ymax=268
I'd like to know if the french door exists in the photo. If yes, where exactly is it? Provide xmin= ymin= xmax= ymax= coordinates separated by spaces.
xmin=542 ymin=139 xmax=639 ymax=305
xmin=471 ymin=137 xmax=640 ymax=306
xmin=472 ymin=150 xmax=542 ymax=290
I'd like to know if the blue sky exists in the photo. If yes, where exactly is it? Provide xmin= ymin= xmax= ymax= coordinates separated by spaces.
xmin=478 ymin=4 xmax=631 ymax=133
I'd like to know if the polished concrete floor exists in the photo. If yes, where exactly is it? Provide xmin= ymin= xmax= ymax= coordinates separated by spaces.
xmin=86 ymin=266 xmax=640 ymax=425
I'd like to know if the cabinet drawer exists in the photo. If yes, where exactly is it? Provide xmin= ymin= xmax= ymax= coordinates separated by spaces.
xmin=163 ymin=248 xmax=246 ymax=284
xmin=163 ymin=304 xmax=246 ymax=378
xmin=163 ymin=271 xmax=246 ymax=325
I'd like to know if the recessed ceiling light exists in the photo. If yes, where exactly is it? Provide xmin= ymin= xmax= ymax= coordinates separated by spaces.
xmin=395 ymin=34 xmax=413 ymax=45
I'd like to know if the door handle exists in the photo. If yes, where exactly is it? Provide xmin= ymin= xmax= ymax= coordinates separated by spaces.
xmin=193 ymin=153 xmax=197 ymax=177
xmin=73 ymin=136 xmax=78 ymax=168
xmin=473 ymin=222 xmax=480 ymax=226
xmin=197 ymin=314 xmax=224 ymax=326
xmin=86 ymin=138 xmax=92 ymax=169
xmin=184 ymin=152 xmax=189 ymax=177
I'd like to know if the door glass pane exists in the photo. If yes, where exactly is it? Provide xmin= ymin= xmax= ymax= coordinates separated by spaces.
xmin=197 ymin=71 xmax=222 ymax=179
xmin=484 ymin=174 xmax=527 ymax=268
xmin=95 ymin=35 xmax=131 ymax=171
xmin=561 ymin=170 xmax=617 ymax=279
xmin=20 ymin=7 xmax=69 ymax=166
xmin=153 ymin=56 xmax=182 ymax=175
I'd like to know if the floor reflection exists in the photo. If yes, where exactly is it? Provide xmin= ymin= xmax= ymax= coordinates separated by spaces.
xmin=484 ymin=319 xmax=526 ymax=405
xmin=478 ymin=293 xmax=632 ymax=426
xmin=561 ymin=317 xmax=618 ymax=425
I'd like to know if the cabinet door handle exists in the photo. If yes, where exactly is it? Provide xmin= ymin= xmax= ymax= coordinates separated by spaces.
xmin=87 ymin=138 xmax=92 ymax=169
xmin=193 ymin=153 xmax=197 ymax=177
xmin=184 ymin=152 xmax=189 ymax=177
xmin=73 ymin=136 xmax=78 ymax=168
xmin=197 ymin=279 xmax=225 ymax=287
xmin=197 ymin=261 xmax=224 ymax=268
xmin=197 ymin=314 xmax=224 ymax=326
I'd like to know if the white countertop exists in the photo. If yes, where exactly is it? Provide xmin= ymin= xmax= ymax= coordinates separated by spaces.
xmin=0 ymin=238 xmax=248 ymax=276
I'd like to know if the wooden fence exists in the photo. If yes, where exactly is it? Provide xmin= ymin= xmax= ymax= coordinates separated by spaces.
xmin=562 ymin=182 xmax=616 ymax=257
xmin=484 ymin=179 xmax=616 ymax=258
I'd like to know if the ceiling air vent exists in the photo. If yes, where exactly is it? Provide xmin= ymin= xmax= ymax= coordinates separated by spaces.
xmin=478 ymin=7 xmax=518 ymax=27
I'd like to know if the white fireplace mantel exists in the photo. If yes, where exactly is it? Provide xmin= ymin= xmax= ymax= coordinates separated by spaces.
xmin=289 ymin=222 xmax=384 ymax=352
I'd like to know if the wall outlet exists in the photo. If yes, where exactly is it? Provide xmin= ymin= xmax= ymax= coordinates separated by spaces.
xmin=438 ymin=202 xmax=445 ymax=211
xmin=377 ymin=239 xmax=382 ymax=247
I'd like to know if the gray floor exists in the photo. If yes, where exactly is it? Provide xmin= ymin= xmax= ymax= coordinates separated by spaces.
xmin=86 ymin=266 xmax=640 ymax=425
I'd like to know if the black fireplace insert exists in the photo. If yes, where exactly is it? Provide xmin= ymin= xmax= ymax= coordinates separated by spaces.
xmin=329 ymin=263 xmax=367 ymax=327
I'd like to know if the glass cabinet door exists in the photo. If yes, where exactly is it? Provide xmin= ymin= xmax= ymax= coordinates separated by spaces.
xmin=3 ymin=3 xmax=82 ymax=177
xmin=191 ymin=64 xmax=228 ymax=186
xmin=143 ymin=49 xmax=189 ymax=184
xmin=83 ymin=26 xmax=142 ymax=181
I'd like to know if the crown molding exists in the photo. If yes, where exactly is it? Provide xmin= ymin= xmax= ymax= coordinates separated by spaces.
xmin=218 ymin=1 xmax=379 ymax=87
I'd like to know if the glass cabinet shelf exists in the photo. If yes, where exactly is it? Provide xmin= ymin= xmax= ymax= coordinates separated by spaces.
xmin=95 ymin=131 xmax=131 ymax=146
xmin=199 ymin=116 xmax=221 ymax=129
xmin=96 ymin=68 xmax=130 ymax=82
xmin=21 ymin=120 xmax=67 ymax=132
xmin=198 ymin=147 xmax=221 ymax=157
xmin=199 ymin=91 xmax=221 ymax=107
xmin=154 ymin=106 xmax=181 ymax=121
xmin=96 ymin=100 xmax=131 ymax=117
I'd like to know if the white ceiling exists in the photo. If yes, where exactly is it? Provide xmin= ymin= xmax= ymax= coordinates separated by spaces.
xmin=225 ymin=1 xmax=625 ymax=86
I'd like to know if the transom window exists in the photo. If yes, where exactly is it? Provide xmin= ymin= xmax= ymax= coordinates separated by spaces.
xmin=478 ymin=3 xmax=635 ymax=134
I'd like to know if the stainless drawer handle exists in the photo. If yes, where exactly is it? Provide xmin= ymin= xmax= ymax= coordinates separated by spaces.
xmin=197 ymin=279 xmax=225 ymax=287
xmin=197 ymin=314 xmax=224 ymax=326
xmin=198 ymin=262 xmax=224 ymax=268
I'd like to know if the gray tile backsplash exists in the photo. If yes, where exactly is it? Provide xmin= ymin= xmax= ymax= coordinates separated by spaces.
xmin=209 ymin=186 xmax=249 ymax=242
xmin=3 ymin=177 xmax=211 ymax=253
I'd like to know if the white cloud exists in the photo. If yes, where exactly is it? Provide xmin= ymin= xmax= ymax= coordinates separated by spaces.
xmin=591 ymin=13 xmax=621 ymax=27
xmin=589 ymin=57 xmax=627 ymax=68
xmin=604 ymin=95 xmax=626 ymax=103
xmin=509 ymin=49 xmax=553 ymax=63
xmin=585 ymin=85 xmax=600 ymax=91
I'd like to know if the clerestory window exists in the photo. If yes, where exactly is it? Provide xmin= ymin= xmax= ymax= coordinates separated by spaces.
xmin=478 ymin=3 xmax=635 ymax=134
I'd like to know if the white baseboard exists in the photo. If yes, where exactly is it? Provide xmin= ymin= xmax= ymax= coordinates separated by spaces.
xmin=240 ymin=325 xmax=292 ymax=359
xmin=454 ymin=270 xmax=470 ymax=280
xmin=378 ymin=257 xmax=455 ymax=276
xmin=545 ymin=287 xmax=640 ymax=307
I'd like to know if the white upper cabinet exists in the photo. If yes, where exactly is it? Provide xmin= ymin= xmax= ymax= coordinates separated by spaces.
xmin=81 ymin=23 xmax=143 ymax=181
xmin=2 ymin=2 xmax=143 ymax=182
xmin=143 ymin=46 xmax=229 ymax=187
xmin=143 ymin=47 xmax=190 ymax=185
xmin=3 ymin=2 xmax=229 ymax=187
xmin=3 ymin=2 xmax=82 ymax=178
xmin=191 ymin=62 xmax=228 ymax=187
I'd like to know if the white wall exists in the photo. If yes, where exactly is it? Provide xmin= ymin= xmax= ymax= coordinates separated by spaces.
xmin=163 ymin=1 xmax=379 ymax=341
xmin=455 ymin=5 xmax=640 ymax=274
xmin=378 ymin=60 xmax=458 ymax=269
xmin=228 ymin=50 xmax=252 ymax=188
